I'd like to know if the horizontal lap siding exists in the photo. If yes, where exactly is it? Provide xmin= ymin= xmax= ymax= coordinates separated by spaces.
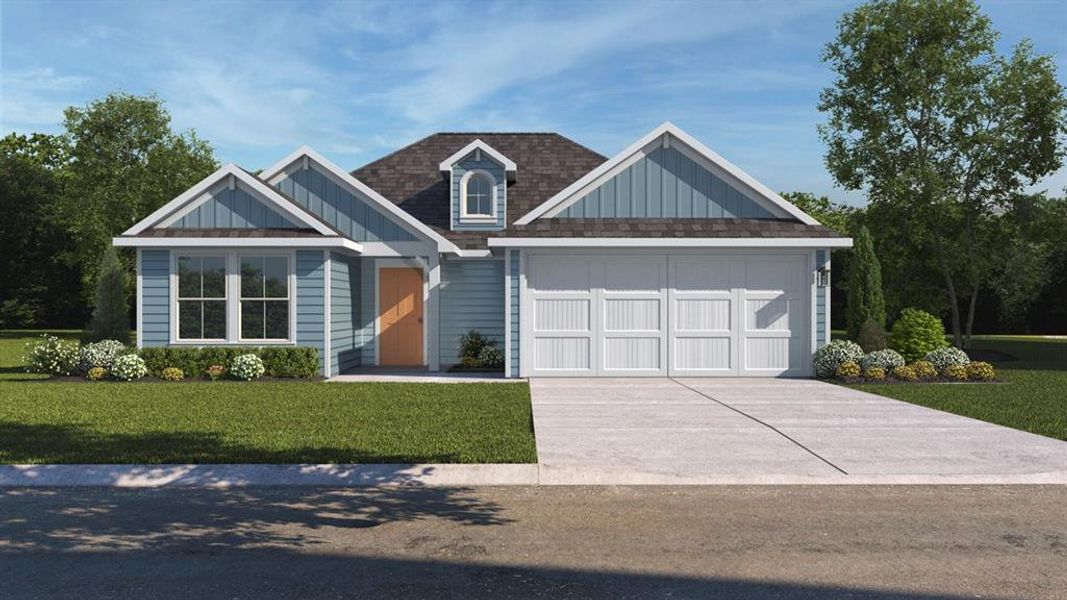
xmin=296 ymin=250 xmax=326 ymax=374
xmin=560 ymin=145 xmax=776 ymax=220
xmin=440 ymin=259 xmax=505 ymax=365
xmin=141 ymin=250 xmax=170 ymax=346
xmin=510 ymin=250 xmax=520 ymax=377
xmin=330 ymin=253 xmax=361 ymax=375
xmin=276 ymin=167 xmax=416 ymax=242
xmin=168 ymin=186 xmax=299 ymax=229
xmin=816 ymin=250 xmax=827 ymax=348
xmin=451 ymin=153 xmax=506 ymax=231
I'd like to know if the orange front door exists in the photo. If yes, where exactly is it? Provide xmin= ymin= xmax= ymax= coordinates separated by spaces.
xmin=379 ymin=267 xmax=424 ymax=366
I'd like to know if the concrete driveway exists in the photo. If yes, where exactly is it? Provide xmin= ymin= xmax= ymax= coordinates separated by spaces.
xmin=530 ymin=378 xmax=1067 ymax=484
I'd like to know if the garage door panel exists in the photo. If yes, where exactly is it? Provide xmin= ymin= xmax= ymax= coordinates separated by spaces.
xmin=674 ymin=298 xmax=731 ymax=331
xmin=604 ymin=298 xmax=660 ymax=331
xmin=530 ymin=259 xmax=591 ymax=292
xmin=746 ymin=297 xmax=791 ymax=331
xmin=535 ymin=337 xmax=591 ymax=371
xmin=604 ymin=259 xmax=664 ymax=291
xmin=535 ymin=298 xmax=590 ymax=332
xmin=603 ymin=338 xmax=661 ymax=371
xmin=745 ymin=338 xmax=790 ymax=370
xmin=674 ymin=337 xmax=731 ymax=371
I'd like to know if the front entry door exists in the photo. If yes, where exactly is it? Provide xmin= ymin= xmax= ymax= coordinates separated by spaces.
xmin=379 ymin=267 xmax=424 ymax=366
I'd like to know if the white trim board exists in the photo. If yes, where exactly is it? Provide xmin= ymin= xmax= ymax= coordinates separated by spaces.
xmin=515 ymin=122 xmax=821 ymax=226
xmin=123 ymin=164 xmax=336 ymax=237
xmin=260 ymin=146 xmax=462 ymax=255
xmin=114 ymin=236 xmax=363 ymax=253
xmin=488 ymin=238 xmax=854 ymax=249
xmin=438 ymin=139 xmax=517 ymax=176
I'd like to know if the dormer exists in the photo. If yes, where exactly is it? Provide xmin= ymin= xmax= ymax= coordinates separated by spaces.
xmin=439 ymin=139 xmax=516 ymax=231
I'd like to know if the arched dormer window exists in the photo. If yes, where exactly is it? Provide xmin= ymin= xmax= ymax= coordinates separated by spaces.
xmin=460 ymin=170 xmax=496 ymax=221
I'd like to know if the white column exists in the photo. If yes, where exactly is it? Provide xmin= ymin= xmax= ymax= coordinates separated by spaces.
xmin=427 ymin=252 xmax=441 ymax=372
xmin=323 ymin=250 xmax=332 ymax=378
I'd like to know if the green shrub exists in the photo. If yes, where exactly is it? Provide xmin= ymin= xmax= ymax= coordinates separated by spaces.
xmin=924 ymin=347 xmax=970 ymax=373
xmin=461 ymin=356 xmax=481 ymax=368
xmin=835 ymin=361 xmax=861 ymax=378
xmin=856 ymin=318 xmax=887 ymax=352
xmin=79 ymin=339 xmax=127 ymax=371
xmin=458 ymin=330 xmax=493 ymax=361
xmin=86 ymin=366 xmax=108 ymax=381
xmin=943 ymin=364 xmax=969 ymax=381
xmin=477 ymin=346 xmax=504 ymax=369
xmin=111 ymin=354 xmax=147 ymax=381
xmin=910 ymin=360 xmax=938 ymax=379
xmin=24 ymin=334 xmax=80 ymax=376
xmin=889 ymin=308 xmax=948 ymax=362
xmin=863 ymin=366 xmax=886 ymax=380
xmin=139 ymin=346 xmax=318 ymax=378
xmin=860 ymin=349 xmax=905 ymax=371
xmin=812 ymin=340 xmax=864 ymax=378
xmin=847 ymin=225 xmax=886 ymax=340
xmin=84 ymin=245 xmax=131 ymax=344
xmin=891 ymin=365 xmax=917 ymax=381
xmin=205 ymin=364 xmax=226 ymax=381
xmin=967 ymin=361 xmax=996 ymax=381
xmin=230 ymin=354 xmax=265 ymax=381
xmin=161 ymin=367 xmax=184 ymax=382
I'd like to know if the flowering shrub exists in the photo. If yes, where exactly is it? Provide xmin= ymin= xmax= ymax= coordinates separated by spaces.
xmin=967 ymin=361 xmax=996 ymax=381
xmin=889 ymin=308 xmax=948 ymax=362
xmin=111 ymin=354 xmax=147 ymax=381
xmin=891 ymin=365 xmax=917 ymax=381
xmin=863 ymin=366 xmax=886 ymax=380
xmin=24 ymin=334 xmax=80 ymax=376
xmin=943 ymin=364 xmax=969 ymax=381
xmin=230 ymin=353 xmax=265 ymax=381
xmin=924 ymin=347 xmax=970 ymax=373
xmin=205 ymin=364 xmax=226 ymax=381
xmin=86 ymin=367 xmax=108 ymax=381
xmin=78 ymin=339 xmax=126 ymax=372
xmin=910 ymin=360 xmax=938 ymax=379
xmin=812 ymin=340 xmax=864 ymax=378
xmin=161 ymin=367 xmax=184 ymax=382
xmin=860 ymin=349 xmax=905 ymax=371
xmin=835 ymin=361 xmax=861 ymax=378
xmin=477 ymin=346 xmax=505 ymax=369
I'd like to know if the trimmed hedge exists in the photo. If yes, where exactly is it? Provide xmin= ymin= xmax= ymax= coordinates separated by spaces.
xmin=139 ymin=346 xmax=319 ymax=379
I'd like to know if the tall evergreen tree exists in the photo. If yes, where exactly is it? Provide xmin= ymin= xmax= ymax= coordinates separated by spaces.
xmin=85 ymin=246 xmax=130 ymax=343
xmin=847 ymin=225 xmax=886 ymax=341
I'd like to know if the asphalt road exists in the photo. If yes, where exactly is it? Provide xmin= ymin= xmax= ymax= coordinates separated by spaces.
xmin=0 ymin=485 xmax=1063 ymax=599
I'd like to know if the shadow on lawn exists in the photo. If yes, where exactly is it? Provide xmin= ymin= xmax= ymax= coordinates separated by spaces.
xmin=0 ymin=421 xmax=466 ymax=465
xmin=971 ymin=338 xmax=1067 ymax=372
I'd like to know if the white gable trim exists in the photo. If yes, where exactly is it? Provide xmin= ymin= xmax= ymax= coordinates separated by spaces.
xmin=123 ymin=164 xmax=336 ymax=236
xmin=261 ymin=146 xmax=462 ymax=254
xmin=515 ymin=122 xmax=819 ymax=226
xmin=114 ymin=236 xmax=363 ymax=253
xmin=438 ymin=139 xmax=517 ymax=176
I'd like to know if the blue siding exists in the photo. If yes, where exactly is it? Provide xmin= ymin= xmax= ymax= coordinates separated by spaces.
xmin=358 ymin=258 xmax=377 ymax=365
xmin=816 ymin=250 xmax=827 ymax=348
xmin=275 ymin=167 xmax=416 ymax=242
xmin=439 ymin=259 xmax=505 ymax=365
xmin=296 ymin=250 xmax=326 ymax=374
xmin=509 ymin=250 xmax=520 ymax=377
xmin=450 ymin=152 xmax=507 ymax=231
xmin=140 ymin=250 xmax=170 ymax=346
xmin=167 ymin=186 xmax=299 ymax=229
xmin=559 ymin=145 xmax=778 ymax=220
xmin=330 ymin=253 xmax=361 ymax=375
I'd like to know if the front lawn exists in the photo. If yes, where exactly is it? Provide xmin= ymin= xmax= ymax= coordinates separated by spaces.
xmin=0 ymin=330 xmax=537 ymax=464
xmin=845 ymin=336 xmax=1067 ymax=441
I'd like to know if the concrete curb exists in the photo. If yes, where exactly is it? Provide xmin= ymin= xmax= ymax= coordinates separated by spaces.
xmin=2 ymin=464 xmax=1067 ymax=487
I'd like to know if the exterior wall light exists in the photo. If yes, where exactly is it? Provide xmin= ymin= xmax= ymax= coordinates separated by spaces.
xmin=816 ymin=268 xmax=831 ymax=288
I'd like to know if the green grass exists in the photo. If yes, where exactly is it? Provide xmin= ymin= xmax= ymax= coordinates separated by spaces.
xmin=0 ymin=330 xmax=537 ymax=464
xmin=845 ymin=335 xmax=1067 ymax=441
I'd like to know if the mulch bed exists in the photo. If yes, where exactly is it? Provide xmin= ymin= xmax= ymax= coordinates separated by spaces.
xmin=40 ymin=375 xmax=323 ymax=384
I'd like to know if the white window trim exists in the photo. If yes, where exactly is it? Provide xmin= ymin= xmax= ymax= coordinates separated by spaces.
xmin=169 ymin=250 xmax=298 ymax=346
xmin=459 ymin=169 xmax=498 ymax=223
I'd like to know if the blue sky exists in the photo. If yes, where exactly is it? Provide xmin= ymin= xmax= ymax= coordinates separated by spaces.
xmin=2 ymin=0 xmax=1065 ymax=205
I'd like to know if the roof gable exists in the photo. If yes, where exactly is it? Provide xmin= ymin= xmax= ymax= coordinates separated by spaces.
xmin=438 ymin=139 xmax=517 ymax=178
xmin=161 ymin=181 xmax=302 ymax=229
xmin=515 ymin=122 xmax=819 ymax=226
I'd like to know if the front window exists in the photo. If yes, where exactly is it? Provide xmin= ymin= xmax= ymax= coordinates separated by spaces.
xmin=240 ymin=255 xmax=290 ymax=340
xmin=462 ymin=171 xmax=495 ymax=218
xmin=177 ymin=255 xmax=227 ymax=340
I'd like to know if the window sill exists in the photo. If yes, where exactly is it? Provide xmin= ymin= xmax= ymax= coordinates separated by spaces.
xmin=169 ymin=340 xmax=297 ymax=346
xmin=458 ymin=216 xmax=498 ymax=224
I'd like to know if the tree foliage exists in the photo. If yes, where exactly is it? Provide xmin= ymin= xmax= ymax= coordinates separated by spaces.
xmin=85 ymin=246 xmax=130 ymax=343
xmin=779 ymin=191 xmax=857 ymax=235
xmin=846 ymin=225 xmax=886 ymax=340
xmin=818 ymin=0 xmax=1067 ymax=347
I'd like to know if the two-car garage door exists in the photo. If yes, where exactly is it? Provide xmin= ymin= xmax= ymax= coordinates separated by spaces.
xmin=525 ymin=254 xmax=809 ymax=376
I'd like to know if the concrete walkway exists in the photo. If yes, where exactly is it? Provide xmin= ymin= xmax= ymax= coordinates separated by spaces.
xmin=530 ymin=378 xmax=1067 ymax=484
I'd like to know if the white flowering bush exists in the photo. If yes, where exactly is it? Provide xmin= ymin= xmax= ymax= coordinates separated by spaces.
xmin=812 ymin=340 xmax=864 ymax=378
xmin=79 ymin=339 xmax=127 ymax=371
xmin=111 ymin=354 xmax=147 ymax=381
xmin=230 ymin=353 xmax=265 ymax=381
xmin=924 ymin=347 xmax=970 ymax=373
xmin=860 ymin=349 xmax=905 ymax=371
xmin=24 ymin=334 xmax=80 ymax=376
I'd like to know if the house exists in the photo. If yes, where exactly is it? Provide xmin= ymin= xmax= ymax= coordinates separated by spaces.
xmin=114 ymin=122 xmax=851 ymax=378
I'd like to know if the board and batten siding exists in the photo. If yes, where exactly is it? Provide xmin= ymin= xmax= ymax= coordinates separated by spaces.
xmin=439 ymin=258 xmax=505 ymax=365
xmin=559 ymin=145 xmax=777 ymax=220
xmin=816 ymin=249 xmax=828 ymax=348
xmin=295 ymin=250 xmax=327 ymax=373
xmin=509 ymin=250 xmax=520 ymax=377
xmin=450 ymin=153 xmax=507 ymax=231
xmin=275 ymin=166 xmax=416 ymax=242
xmin=140 ymin=250 xmax=170 ymax=346
xmin=166 ymin=186 xmax=300 ymax=229
xmin=329 ymin=252 xmax=361 ymax=375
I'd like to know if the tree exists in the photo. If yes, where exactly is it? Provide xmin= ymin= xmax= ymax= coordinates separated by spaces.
xmin=818 ymin=0 xmax=1067 ymax=347
xmin=846 ymin=225 xmax=886 ymax=341
xmin=84 ymin=245 xmax=130 ymax=343
xmin=61 ymin=92 xmax=217 ymax=300
xmin=779 ymin=191 xmax=857 ymax=235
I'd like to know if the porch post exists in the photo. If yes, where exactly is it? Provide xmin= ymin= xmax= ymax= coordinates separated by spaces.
xmin=427 ymin=252 xmax=441 ymax=372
